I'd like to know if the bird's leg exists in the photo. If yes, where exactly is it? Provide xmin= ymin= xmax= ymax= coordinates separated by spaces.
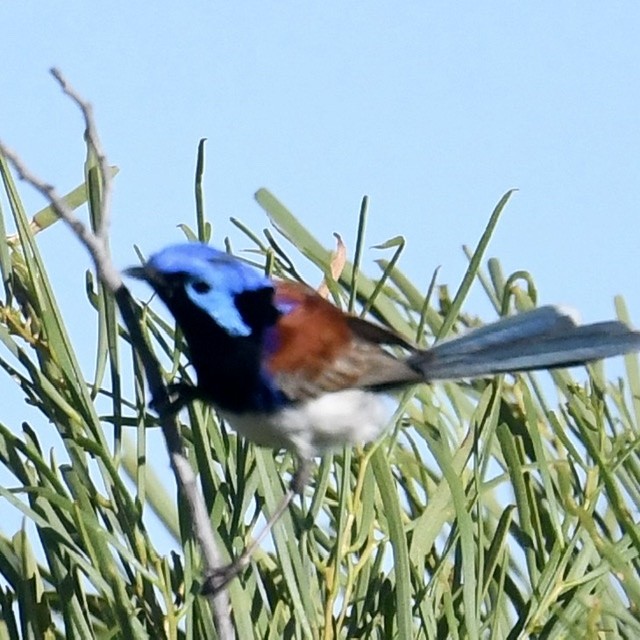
xmin=202 ymin=457 xmax=313 ymax=594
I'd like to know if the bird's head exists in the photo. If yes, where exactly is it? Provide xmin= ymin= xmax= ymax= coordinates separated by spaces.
xmin=126 ymin=243 xmax=279 ymax=337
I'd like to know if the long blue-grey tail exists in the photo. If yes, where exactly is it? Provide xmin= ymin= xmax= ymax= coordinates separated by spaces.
xmin=408 ymin=305 xmax=640 ymax=381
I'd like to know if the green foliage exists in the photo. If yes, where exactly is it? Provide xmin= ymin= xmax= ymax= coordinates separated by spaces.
xmin=0 ymin=154 xmax=639 ymax=638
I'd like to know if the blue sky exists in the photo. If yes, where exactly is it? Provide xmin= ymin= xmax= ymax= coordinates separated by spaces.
xmin=1 ymin=4 xmax=639 ymax=540
xmin=3 ymin=4 xmax=639 ymax=322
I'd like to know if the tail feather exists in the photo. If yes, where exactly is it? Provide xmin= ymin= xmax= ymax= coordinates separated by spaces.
xmin=408 ymin=306 xmax=640 ymax=381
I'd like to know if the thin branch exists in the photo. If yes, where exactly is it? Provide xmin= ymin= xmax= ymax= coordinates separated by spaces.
xmin=51 ymin=67 xmax=113 ymax=242
xmin=0 ymin=71 xmax=234 ymax=640
xmin=0 ymin=143 xmax=119 ymax=288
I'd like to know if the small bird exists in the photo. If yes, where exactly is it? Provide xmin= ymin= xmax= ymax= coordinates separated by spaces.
xmin=127 ymin=242 xmax=640 ymax=588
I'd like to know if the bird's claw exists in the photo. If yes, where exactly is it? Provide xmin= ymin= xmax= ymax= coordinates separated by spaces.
xmin=201 ymin=561 xmax=247 ymax=595
xmin=150 ymin=382 xmax=197 ymax=415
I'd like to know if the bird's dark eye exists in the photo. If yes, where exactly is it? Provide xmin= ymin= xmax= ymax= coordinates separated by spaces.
xmin=191 ymin=280 xmax=211 ymax=294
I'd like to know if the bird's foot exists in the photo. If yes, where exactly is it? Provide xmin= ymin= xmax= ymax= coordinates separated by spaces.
xmin=202 ymin=560 xmax=248 ymax=595
xmin=150 ymin=382 xmax=198 ymax=415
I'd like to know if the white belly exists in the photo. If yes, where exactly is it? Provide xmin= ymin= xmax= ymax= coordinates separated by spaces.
xmin=220 ymin=389 xmax=390 ymax=460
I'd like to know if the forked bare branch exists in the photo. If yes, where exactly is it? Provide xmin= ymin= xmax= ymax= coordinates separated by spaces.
xmin=0 ymin=68 xmax=234 ymax=640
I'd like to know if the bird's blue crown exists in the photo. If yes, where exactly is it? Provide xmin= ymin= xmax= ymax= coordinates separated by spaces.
xmin=147 ymin=243 xmax=272 ymax=337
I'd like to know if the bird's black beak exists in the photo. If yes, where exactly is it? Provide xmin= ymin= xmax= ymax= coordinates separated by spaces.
xmin=124 ymin=264 xmax=175 ymax=295
xmin=124 ymin=265 xmax=150 ymax=281
xmin=124 ymin=264 xmax=169 ymax=289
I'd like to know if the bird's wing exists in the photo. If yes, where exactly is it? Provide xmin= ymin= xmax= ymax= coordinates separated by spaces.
xmin=265 ymin=282 xmax=421 ymax=400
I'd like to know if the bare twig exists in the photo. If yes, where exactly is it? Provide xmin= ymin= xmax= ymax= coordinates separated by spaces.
xmin=0 ymin=143 xmax=119 ymax=290
xmin=0 ymin=69 xmax=234 ymax=640
xmin=50 ymin=67 xmax=113 ymax=242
